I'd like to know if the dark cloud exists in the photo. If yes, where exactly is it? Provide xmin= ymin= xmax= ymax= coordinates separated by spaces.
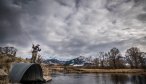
xmin=137 ymin=13 xmax=146 ymax=22
xmin=0 ymin=0 xmax=22 ymax=43
xmin=143 ymin=6 xmax=146 ymax=11
xmin=0 ymin=0 xmax=146 ymax=59
xmin=135 ymin=0 xmax=146 ymax=22
xmin=105 ymin=0 xmax=131 ymax=12
xmin=75 ymin=0 xmax=81 ymax=9
xmin=0 ymin=0 xmax=39 ymax=47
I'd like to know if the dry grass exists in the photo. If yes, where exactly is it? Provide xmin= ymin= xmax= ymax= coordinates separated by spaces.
xmin=0 ymin=54 xmax=29 ymax=72
xmin=0 ymin=69 xmax=8 ymax=84
xmin=47 ymin=66 xmax=146 ymax=73
xmin=0 ymin=80 xmax=8 ymax=84
xmin=79 ymin=69 xmax=145 ymax=73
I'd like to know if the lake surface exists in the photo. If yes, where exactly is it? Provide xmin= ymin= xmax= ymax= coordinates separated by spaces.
xmin=46 ymin=73 xmax=146 ymax=84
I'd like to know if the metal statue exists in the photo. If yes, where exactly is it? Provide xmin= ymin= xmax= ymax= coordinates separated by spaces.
xmin=31 ymin=44 xmax=41 ymax=63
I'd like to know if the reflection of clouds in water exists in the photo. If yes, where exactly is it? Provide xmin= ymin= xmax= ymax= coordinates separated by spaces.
xmin=46 ymin=73 xmax=146 ymax=84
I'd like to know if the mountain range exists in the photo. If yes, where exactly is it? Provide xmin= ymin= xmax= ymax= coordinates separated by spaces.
xmin=43 ymin=56 xmax=94 ymax=65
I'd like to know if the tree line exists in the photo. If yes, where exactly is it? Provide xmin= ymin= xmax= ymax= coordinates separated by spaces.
xmin=0 ymin=47 xmax=17 ymax=56
xmin=94 ymin=47 xmax=146 ymax=69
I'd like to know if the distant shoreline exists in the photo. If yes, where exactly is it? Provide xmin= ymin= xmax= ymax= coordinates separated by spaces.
xmin=49 ymin=67 xmax=146 ymax=74
xmin=77 ymin=69 xmax=146 ymax=73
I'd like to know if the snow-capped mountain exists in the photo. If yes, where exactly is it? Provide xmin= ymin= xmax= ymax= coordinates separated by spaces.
xmin=65 ymin=56 xmax=94 ymax=65
xmin=43 ymin=56 xmax=95 ymax=66
xmin=43 ymin=59 xmax=65 ymax=65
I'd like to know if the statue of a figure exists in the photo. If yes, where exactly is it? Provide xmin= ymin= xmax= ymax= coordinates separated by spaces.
xmin=37 ymin=54 xmax=42 ymax=64
xmin=31 ymin=44 xmax=41 ymax=63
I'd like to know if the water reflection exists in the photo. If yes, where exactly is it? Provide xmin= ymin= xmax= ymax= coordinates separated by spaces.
xmin=110 ymin=74 xmax=129 ymax=84
xmin=131 ymin=75 xmax=146 ymax=84
xmin=19 ymin=73 xmax=146 ymax=84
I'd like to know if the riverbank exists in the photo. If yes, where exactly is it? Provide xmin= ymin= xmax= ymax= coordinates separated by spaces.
xmin=49 ymin=66 xmax=146 ymax=73
xmin=79 ymin=69 xmax=145 ymax=73
xmin=64 ymin=69 xmax=146 ymax=73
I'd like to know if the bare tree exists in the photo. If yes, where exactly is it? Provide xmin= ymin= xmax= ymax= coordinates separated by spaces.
xmin=98 ymin=52 xmax=111 ymax=68
xmin=104 ymin=53 xmax=110 ymax=68
xmin=0 ymin=47 xmax=17 ymax=56
xmin=108 ymin=47 xmax=121 ymax=68
xmin=126 ymin=47 xmax=141 ymax=68
xmin=99 ymin=52 xmax=105 ymax=68
xmin=116 ymin=55 xmax=126 ymax=68
xmin=139 ymin=52 xmax=146 ymax=68
xmin=94 ymin=58 xmax=100 ymax=68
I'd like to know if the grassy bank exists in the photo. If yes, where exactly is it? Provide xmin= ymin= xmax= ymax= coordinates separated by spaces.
xmin=79 ymin=69 xmax=145 ymax=73
xmin=49 ymin=66 xmax=146 ymax=73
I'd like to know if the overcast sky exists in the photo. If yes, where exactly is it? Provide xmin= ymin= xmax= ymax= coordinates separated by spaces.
xmin=0 ymin=0 xmax=146 ymax=60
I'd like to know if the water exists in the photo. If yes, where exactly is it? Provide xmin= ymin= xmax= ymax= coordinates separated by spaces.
xmin=46 ymin=73 xmax=146 ymax=84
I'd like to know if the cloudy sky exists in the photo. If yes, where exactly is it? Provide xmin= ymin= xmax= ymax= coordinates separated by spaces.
xmin=0 ymin=0 xmax=146 ymax=60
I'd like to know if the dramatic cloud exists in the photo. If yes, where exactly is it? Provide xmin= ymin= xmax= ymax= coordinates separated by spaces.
xmin=0 ymin=0 xmax=146 ymax=59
